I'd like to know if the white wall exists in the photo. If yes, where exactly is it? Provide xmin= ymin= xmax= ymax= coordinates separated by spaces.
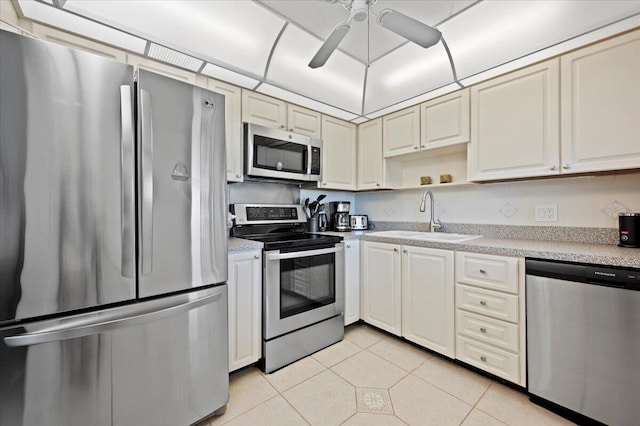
xmin=356 ymin=173 xmax=640 ymax=228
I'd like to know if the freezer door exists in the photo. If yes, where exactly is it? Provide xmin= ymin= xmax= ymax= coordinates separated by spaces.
xmin=0 ymin=31 xmax=136 ymax=324
xmin=137 ymin=70 xmax=227 ymax=298
xmin=0 ymin=286 xmax=229 ymax=426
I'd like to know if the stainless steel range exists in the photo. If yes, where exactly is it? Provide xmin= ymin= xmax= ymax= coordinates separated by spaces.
xmin=231 ymin=204 xmax=345 ymax=373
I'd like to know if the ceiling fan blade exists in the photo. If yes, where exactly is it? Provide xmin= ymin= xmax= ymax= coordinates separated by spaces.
xmin=308 ymin=23 xmax=351 ymax=69
xmin=377 ymin=9 xmax=442 ymax=49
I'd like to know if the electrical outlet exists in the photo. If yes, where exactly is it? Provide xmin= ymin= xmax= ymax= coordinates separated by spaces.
xmin=535 ymin=204 xmax=557 ymax=222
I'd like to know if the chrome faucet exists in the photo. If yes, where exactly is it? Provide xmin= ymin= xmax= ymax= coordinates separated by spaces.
xmin=419 ymin=190 xmax=442 ymax=232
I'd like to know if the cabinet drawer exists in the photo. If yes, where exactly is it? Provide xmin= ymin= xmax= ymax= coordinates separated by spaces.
xmin=456 ymin=252 xmax=519 ymax=294
xmin=456 ymin=284 xmax=518 ymax=323
xmin=456 ymin=336 xmax=520 ymax=383
xmin=456 ymin=309 xmax=519 ymax=352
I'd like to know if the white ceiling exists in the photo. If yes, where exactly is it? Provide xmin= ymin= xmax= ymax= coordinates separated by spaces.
xmin=11 ymin=0 xmax=640 ymax=121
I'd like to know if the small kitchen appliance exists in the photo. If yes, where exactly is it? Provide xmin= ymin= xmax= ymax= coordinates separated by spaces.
xmin=328 ymin=201 xmax=351 ymax=232
xmin=350 ymin=215 xmax=368 ymax=231
xmin=619 ymin=213 xmax=640 ymax=247
xmin=231 ymin=204 xmax=344 ymax=373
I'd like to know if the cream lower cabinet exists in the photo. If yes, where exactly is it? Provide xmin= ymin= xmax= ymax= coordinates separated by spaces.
xmin=402 ymin=246 xmax=455 ymax=357
xmin=320 ymin=115 xmax=357 ymax=190
xmin=361 ymin=241 xmax=402 ymax=335
xmin=344 ymin=238 xmax=360 ymax=326
xmin=227 ymin=250 xmax=262 ymax=372
xmin=454 ymin=252 xmax=526 ymax=386
xmin=361 ymin=241 xmax=455 ymax=358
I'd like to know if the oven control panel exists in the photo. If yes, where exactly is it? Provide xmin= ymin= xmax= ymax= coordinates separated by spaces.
xmin=233 ymin=204 xmax=306 ymax=225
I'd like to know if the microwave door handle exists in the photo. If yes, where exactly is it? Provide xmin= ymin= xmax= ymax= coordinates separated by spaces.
xmin=140 ymin=89 xmax=154 ymax=276
xmin=266 ymin=245 xmax=343 ymax=261
xmin=307 ymin=144 xmax=312 ymax=175
xmin=119 ymin=85 xmax=135 ymax=278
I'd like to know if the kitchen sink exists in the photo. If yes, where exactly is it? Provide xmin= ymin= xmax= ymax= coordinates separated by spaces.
xmin=367 ymin=230 xmax=482 ymax=243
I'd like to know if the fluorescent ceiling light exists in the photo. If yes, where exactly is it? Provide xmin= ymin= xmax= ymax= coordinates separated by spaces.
xmin=201 ymin=63 xmax=260 ymax=89
xmin=17 ymin=0 xmax=146 ymax=53
xmin=148 ymin=43 xmax=203 ymax=72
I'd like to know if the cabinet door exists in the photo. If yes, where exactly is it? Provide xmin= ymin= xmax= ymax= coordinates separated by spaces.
xmin=208 ymin=78 xmax=243 ymax=182
xmin=402 ymin=246 xmax=455 ymax=358
xmin=344 ymin=239 xmax=360 ymax=326
xmin=241 ymin=90 xmax=287 ymax=129
xmin=320 ymin=115 xmax=357 ymax=190
xmin=228 ymin=251 xmax=262 ymax=372
xmin=469 ymin=59 xmax=560 ymax=181
xmin=421 ymin=88 xmax=470 ymax=150
xmin=561 ymin=30 xmax=640 ymax=174
xmin=31 ymin=23 xmax=127 ymax=62
xmin=127 ymin=54 xmax=196 ymax=83
xmin=361 ymin=241 xmax=402 ymax=335
xmin=357 ymin=118 xmax=383 ymax=190
xmin=287 ymin=104 xmax=321 ymax=138
xmin=383 ymin=105 xmax=420 ymax=157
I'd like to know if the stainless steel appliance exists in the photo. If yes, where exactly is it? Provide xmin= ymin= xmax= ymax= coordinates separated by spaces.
xmin=526 ymin=259 xmax=640 ymax=426
xmin=231 ymin=204 xmax=344 ymax=373
xmin=244 ymin=122 xmax=322 ymax=182
xmin=619 ymin=212 xmax=640 ymax=247
xmin=0 ymin=31 xmax=229 ymax=426
xmin=350 ymin=215 xmax=368 ymax=230
xmin=328 ymin=201 xmax=351 ymax=232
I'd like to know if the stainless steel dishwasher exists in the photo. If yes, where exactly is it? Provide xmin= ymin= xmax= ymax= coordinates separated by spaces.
xmin=526 ymin=259 xmax=640 ymax=426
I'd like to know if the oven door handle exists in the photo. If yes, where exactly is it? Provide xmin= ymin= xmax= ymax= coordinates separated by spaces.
xmin=266 ymin=245 xmax=343 ymax=261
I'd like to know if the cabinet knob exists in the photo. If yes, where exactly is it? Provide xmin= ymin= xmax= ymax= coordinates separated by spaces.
xmin=562 ymin=164 xmax=571 ymax=170
xmin=322 ymin=182 xmax=327 ymax=186
xmin=413 ymin=146 xmax=419 ymax=150
xmin=236 ymin=174 xmax=241 ymax=178
xmin=479 ymin=300 xmax=487 ymax=306
xmin=254 ymin=255 xmax=260 ymax=259
xmin=402 ymin=249 xmax=407 ymax=253
xmin=480 ymin=327 xmax=487 ymax=333
xmin=280 ymin=125 xmax=285 ymax=128
xmin=393 ymin=248 xmax=399 ymax=252
xmin=376 ymin=183 xmax=381 ymax=187
xmin=479 ymin=269 xmax=486 ymax=274
xmin=480 ymin=355 xmax=487 ymax=362
xmin=549 ymin=165 xmax=558 ymax=171
xmin=346 ymin=244 xmax=351 ymax=248
xmin=421 ymin=145 xmax=425 ymax=148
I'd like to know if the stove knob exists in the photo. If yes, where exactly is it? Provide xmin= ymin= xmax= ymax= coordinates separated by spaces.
xmin=276 ymin=162 xmax=283 ymax=171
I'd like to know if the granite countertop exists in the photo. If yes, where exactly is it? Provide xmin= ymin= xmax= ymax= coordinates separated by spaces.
xmin=362 ymin=234 xmax=640 ymax=269
xmin=228 ymin=237 xmax=263 ymax=253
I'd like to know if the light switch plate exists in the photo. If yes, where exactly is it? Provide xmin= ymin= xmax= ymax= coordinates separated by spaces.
xmin=535 ymin=204 xmax=558 ymax=222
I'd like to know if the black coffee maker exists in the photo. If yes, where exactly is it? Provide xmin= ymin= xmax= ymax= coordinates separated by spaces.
xmin=327 ymin=201 xmax=351 ymax=232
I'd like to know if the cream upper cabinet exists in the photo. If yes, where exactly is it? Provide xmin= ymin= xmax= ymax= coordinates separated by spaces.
xmin=421 ymin=89 xmax=470 ymax=150
xmin=361 ymin=241 xmax=402 ymax=336
xmin=241 ymin=90 xmax=287 ymax=129
xmin=468 ymin=59 xmax=560 ymax=181
xmin=560 ymin=30 xmax=640 ymax=174
xmin=207 ymin=78 xmax=243 ymax=182
xmin=402 ymin=246 xmax=455 ymax=358
xmin=383 ymin=105 xmax=421 ymax=157
xmin=127 ymin=54 xmax=196 ymax=83
xmin=319 ymin=115 xmax=357 ymax=190
xmin=344 ymin=239 xmax=360 ymax=326
xmin=287 ymin=104 xmax=322 ymax=138
xmin=31 ymin=23 xmax=127 ymax=63
xmin=228 ymin=250 xmax=262 ymax=373
xmin=357 ymin=118 xmax=383 ymax=190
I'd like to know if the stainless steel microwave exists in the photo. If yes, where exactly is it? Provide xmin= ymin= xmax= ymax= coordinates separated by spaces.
xmin=244 ymin=122 xmax=322 ymax=182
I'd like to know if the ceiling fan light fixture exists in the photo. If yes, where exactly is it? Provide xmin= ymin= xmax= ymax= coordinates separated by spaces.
xmin=350 ymin=0 xmax=368 ymax=23
xmin=377 ymin=9 xmax=442 ymax=49
xmin=308 ymin=23 xmax=351 ymax=69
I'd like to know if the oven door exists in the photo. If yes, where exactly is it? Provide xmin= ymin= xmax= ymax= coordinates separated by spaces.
xmin=263 ymin=243 xmax=344 ymax=339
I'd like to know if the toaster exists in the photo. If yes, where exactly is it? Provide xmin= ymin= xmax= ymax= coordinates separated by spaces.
xmin=350 ymin=215 xmax=368 ymax=231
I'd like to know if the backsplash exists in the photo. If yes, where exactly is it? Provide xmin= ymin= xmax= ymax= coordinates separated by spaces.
xmin=355 ymin=173 xmax=640 ymax=229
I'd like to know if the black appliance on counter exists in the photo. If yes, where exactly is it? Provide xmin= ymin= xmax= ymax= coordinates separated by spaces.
xmin=230 ymin=204 xmax=344 ymax=373
xmin=619 ymin=212 xmax=640 ymax=247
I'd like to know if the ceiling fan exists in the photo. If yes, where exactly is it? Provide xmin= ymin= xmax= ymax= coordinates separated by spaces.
xmin=309 ymin=0 xmax=442 ymax=68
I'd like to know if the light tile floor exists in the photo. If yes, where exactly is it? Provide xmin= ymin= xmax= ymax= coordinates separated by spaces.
xmin=206 ymin=323 xmax=574 ymax=426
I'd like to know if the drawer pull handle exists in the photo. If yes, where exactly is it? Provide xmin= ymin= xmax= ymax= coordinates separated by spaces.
xmin=480 ymin=355 xmax=487 ymax=362
xmin=479 ymin=300 xmax=487 ymax=306
xmin=479 ymin=269 xmax=486 ymax=274
xmin=480 ymin=327 xmax=487 ymax=333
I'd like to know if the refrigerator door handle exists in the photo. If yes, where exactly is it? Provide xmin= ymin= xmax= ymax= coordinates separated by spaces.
xmin=140 ymin=89 xmax=154 ymax=276
xmin=4 ymin=290 xmax=223 ymax=347
xmin=120 ymin=85 xmax=135 ymax=278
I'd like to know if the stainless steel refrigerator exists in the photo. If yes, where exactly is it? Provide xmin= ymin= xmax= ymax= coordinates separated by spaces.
xmin=0 ymin=30 xmax=229 ymax=426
